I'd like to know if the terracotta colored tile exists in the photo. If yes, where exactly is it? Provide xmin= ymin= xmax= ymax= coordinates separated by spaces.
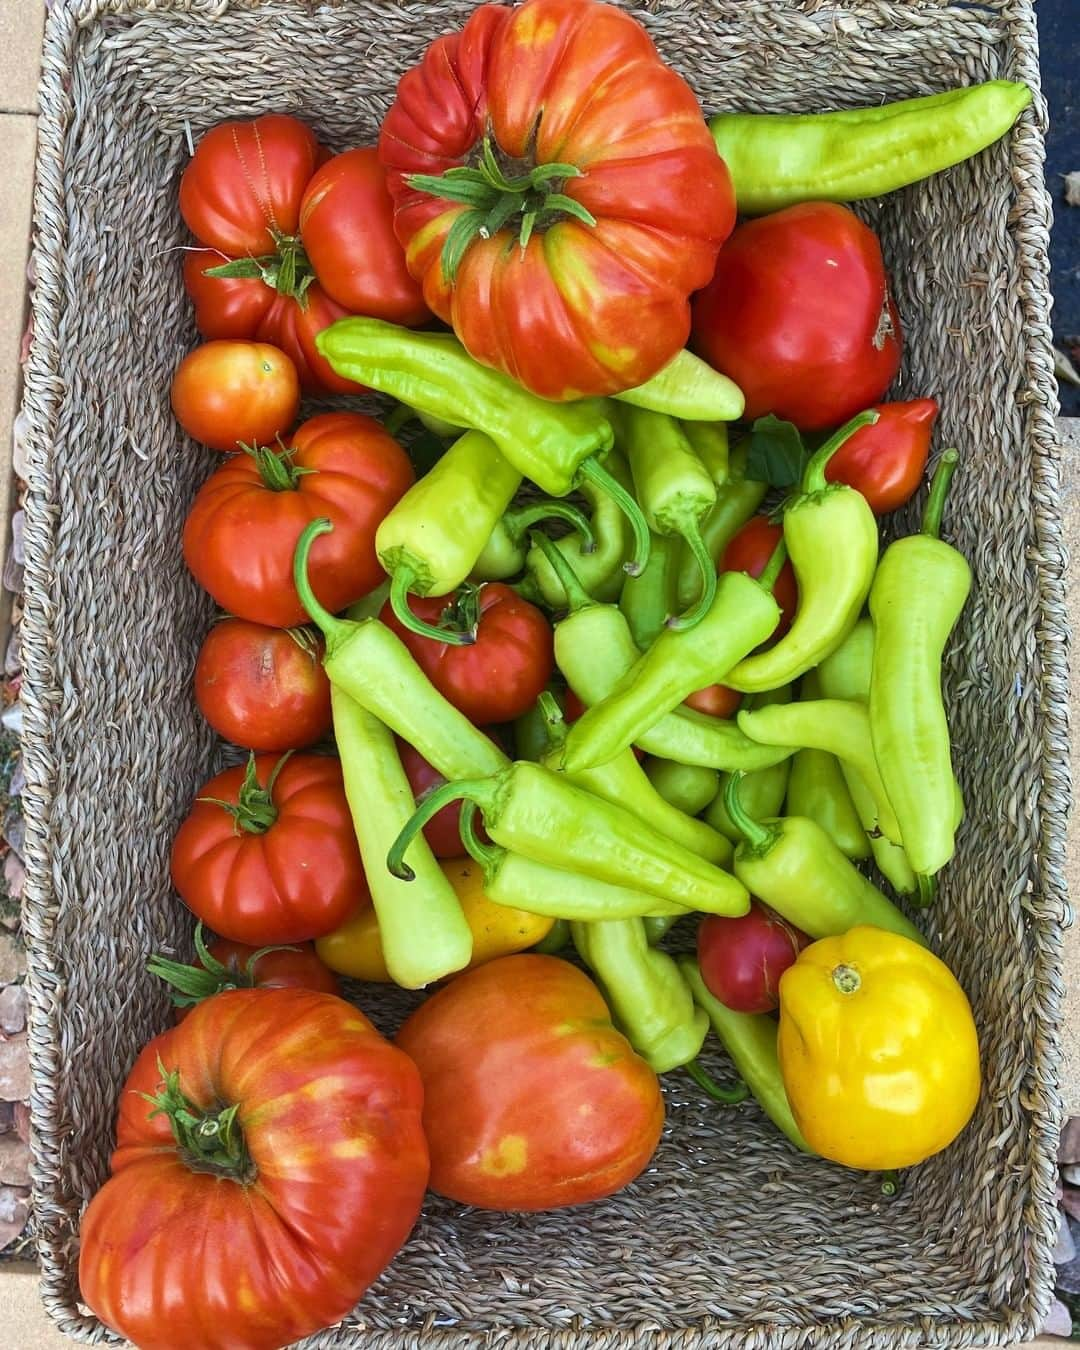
xmin=0 ymin=0 xmax=44 ymax=115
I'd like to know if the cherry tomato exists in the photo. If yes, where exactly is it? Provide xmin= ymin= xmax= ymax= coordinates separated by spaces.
xmin=183 ymin=411 xmax=414 ymax=629
xmin=170 ymin=753 xmax=369 ymax=944
xmin=299 ymin=148 xmax=430 ymax=325
xmin=194 ymin=619 xmax=332 ymax=751
xmin=397 ymin=736 xmax=499 ymax=858
xmin=380 ymin=583 xmax=554 ymax=724
xmin=692 ymin=202 xmax=902 ymax=432
xmin=721 ymin=517 xmax=799 ymax=636
xmin=170 ymin=340 xmax=299 ymax=453
xmin=683 ymin=684 xmax=742 ymax=719
xmin=697 ymin=901 xmax=809 ymax=1014
xmin=824 ymin=398 xmax=938 ymax=515
xmin=396 ymin=954 xmax=664 ymax=1210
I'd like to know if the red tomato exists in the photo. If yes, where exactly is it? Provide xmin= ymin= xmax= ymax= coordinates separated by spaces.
xmin=79 ymin=989 xmax=428 ymax=1350
xmin=825 ymin=397 xmax=938 ymax=515
xmin=157 ymin=934 xmax=342 ymax=1021
xmin=194 ymin=620 xmax=332 ymax=751
xmin=697 ymin=902 xmax=809 ymax=1014
xmin=683 ymin=684 xmax=742 ymax=719
xmin=299 ymin=148 xmax=430 ymax=325
xmin=396 ymin=955 xmax=663 ymax=1210
xmin=170 ymin=341 xmax=299 ymax=453
xmin=183 ymin=411 xmax=414 ymax=629
xmin=397 ymin=735 xmax=500 ymax=857
xmin=692 ymin=202 xmax=902 ymax=432
xmin=380 ymin=583 xmax=553 ymax=724
xmin=379 ymin=0 xmax=734 ymax=399
xmin=170 ymin=754 xmax=368 ymax=944
xmin=721 ymin=517 xmax=798 ymax=636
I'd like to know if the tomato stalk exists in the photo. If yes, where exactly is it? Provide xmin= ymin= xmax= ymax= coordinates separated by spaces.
xmin=198 ymin=753 xmax=290 ymax=834
xmin=203 ymin=230 xmax=316 ymax=304
xmin=148 ymin=922 xmax=298 ymax=1008
xmin=240 ymin=442 xmax=314 ymax=493
xmin=142 ymin=1058 xmax=254 ymax=1181
xmin=408 ymin=135 xmax=598 ymax=282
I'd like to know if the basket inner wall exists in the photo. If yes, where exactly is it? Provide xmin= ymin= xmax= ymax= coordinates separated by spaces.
xmin=27 ymin=1 xmax=1055 ymax=1340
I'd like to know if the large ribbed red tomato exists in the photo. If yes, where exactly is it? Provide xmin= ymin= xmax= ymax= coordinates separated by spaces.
xmin=183 ymin=411 xmax=414 ymax=629
xmin=170 ymin=753 xmax=368 ymax=944
xmin=379 ymin=0 xmax=734 ymax=399
xmin=79 ymin=989 xmax=429 ymax=1350
xmin=396 ymin=954 xmax=664 ymax=1210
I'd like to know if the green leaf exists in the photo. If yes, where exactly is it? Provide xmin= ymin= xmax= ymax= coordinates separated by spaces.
xmin=542 ymin=194 xmax=597 ymax=229
xmin=407 ymin=171 xmax=499 ymax=210
xmin=745 ymin=415 xmax=810 ymax=489
xmin=441 ymin=207 xmax=488 ymax=282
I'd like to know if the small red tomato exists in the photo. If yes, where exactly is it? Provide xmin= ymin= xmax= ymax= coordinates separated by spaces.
xmin=170 ymin=753 xmax=368 ymax=944
xmin=697 ymin=902 xmax=809 ymax=1014
xmin=299 ymin=148 xmax=430 ymax=325
xmin=380 ymin=584 xmax=554 ymax=725
xmin=154 ymin=933 xmax=342 ymax=1021
xmin=397 ymin=735 xmax=498 ymax=858
xmin=170 ymin=340 xmax=300 ymax=453
xmin=194 ymin=619 xmax=332 ymax=751
xmin=683 ymin=684 xmax=742 ymax=719
xmin=824 ymin=398 xmax=938 ymax=515
xmin=692 ymin=202 xmax=902 ymax=432
xmin=721 ymin=517 xmax=798 ymax=636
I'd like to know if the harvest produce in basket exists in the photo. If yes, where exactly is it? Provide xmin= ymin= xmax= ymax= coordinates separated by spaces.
xmin=76 ymin=1 xmax=1035 ymax=1345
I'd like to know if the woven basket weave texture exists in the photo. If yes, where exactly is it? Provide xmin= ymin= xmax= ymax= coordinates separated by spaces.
xmin=19 ymin=1 xmax=1067 ymax=1346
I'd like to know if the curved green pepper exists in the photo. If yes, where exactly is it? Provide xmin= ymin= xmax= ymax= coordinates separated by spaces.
xmin=710 ymin=81 xmax=1032 ymax=216
xmin=869 ymin=450 xmax=971 ymax=877
xmin=388 ymin=762 xmax=749 ymax=916
xmin=644 ymin=758 xmax=720 ymax=818
xmin=676 ymin=436 xmax=766 ymax=612
xmin=316 ymin=318 xmax=650 ymax=574
xmin=722 ymin=773 xmax=923 ymax=944
xmin=619 ymin=532 xmax=682 ymax=649
xmin=331 ymin=688 xmax=472 ymax=988
xmin=706 ymin=686 xmax=793 ymax=841
xmin=726 ymin=412 xmax=880 ymax=692
xmin=784 ymin=673 xmax=868 ymax=861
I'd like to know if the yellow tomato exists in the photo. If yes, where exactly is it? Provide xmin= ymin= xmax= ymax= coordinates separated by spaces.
xmin=777 ymin=925 xmax=980 ymax=1170
xmin=316 ymin=858 xmax=554 ymax=983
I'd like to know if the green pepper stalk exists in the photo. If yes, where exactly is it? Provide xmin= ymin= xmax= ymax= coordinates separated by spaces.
xmin=709 ymin=81 xmax=1032 ymax=216
xmin=387 ymin=761 xmax=749 ymax=916
xmin=525 ymin=450 xmax=635 ymax=605
xmin=530 ymin=678 xmax=731 ymax=867
xmin=332 ymin=687 xmax=473 ymax=988
xmin=315 ymin=318 xmax=652 ymax=575
xmin=869 ymin=449 xmax=971 ymax=878
xmin=619 ymin=533 xmax=682 ymax=649
xmin=706 ymin=686 xmax=793 ymax=842
xmin=456 ymin=801 xmax=687 ymax=923
xmin=644 ymin=758 xmax=719 ymax=819
xmin=784 ymin=671 xmax=870 ymax=862
xmin=679 ymin=957 xmax=813 ymax=1153
xmin=293 ymin=518 xmax=509 ymax=781
xmin=571 ymin=918 xmax=709 ymax=1074
xmin=725 ymin=411 xmax=881 ymax=692
xmin=561 ymin=542 xmax=788 ymax=774
xmin=622 ymin=407 xmax=719 ymax=630
xmin=721 ymin=771 xmax=924 ymax=944
xmin=612 ymin=347 xmax=745 ymax=423
xmin=675 ymin=435 xmax=767 ymax=612
xmin=471 ymin=500 xmax=596 ymax=584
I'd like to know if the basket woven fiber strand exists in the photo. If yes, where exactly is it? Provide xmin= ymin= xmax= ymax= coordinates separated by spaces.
xmin=20 ymin=0 xmax=1067 ymax=1345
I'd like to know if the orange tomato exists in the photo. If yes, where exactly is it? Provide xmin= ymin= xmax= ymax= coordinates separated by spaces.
xmin=170 ymin=340 xmax=299 ymax=453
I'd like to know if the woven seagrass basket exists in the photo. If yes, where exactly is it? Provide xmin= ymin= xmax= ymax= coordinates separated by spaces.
xmin=19 ymin=0 xmax=1068 ymax=1345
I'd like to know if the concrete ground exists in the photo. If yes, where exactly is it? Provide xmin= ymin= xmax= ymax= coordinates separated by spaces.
xmin=0 ymin=0 xmax=1074 ymax=1345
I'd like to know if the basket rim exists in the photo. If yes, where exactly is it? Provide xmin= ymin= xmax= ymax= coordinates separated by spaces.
xmin=17 ymin=1 xmax=1068 ymax=1347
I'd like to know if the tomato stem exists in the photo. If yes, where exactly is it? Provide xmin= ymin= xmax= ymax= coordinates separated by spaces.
xmin=800 ymin=409 xmax=879 ymax=494
xmin=142 ymin=1058 xmax=254 ymax=1182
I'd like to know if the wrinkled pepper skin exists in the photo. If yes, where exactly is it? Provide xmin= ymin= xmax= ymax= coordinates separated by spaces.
xmin=778 ymin=927 xmax=980 ymax=1169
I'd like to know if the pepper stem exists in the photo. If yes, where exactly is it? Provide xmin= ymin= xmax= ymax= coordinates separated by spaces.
xmin=579 ymin=455 xmax=651 ymax=576
xmin=801 ymin=409 xmax=880 ymax=493
xmin=666 ymin=522 xmax=717 ymax=631
xmin=459 ymin=800 xmax=502 ymax=872
xmin=388 ymin=778 xmax=494 ymax=879
xmin=921 ymin=449 xmax=960 ymax=539
xmin=723 ymin=771 xmax=775 ymax=852
xmin=389 ymin=567 xmax=476 ymax=647
xmin=756 ymin=538 xmax=789 ymax=594
xmin=537 ymin=690 xmax=567 ymax=749
xmin=528 ymin=530 xmax=593 ymax=614
xmin=292 ymin=518 xmax=352 ymax=650
xmin=684 ymin=1058 xmax=750 ymax=1105
xmin=914 ymin=872 xmax=938 ymax=908
xmin=504 ymin=501 xmax=596 ymax=554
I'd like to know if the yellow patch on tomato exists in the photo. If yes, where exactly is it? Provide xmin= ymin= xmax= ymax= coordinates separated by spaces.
xmin=512 ymin=10 xmax=558 ymax=48
xmin=478 ymin=1133 xmax=528 ymax=1177
xmin=589 ymin=341 xmax=637 ymax=372
xmin=332 ymin=1136 xmax=371 ymax=1160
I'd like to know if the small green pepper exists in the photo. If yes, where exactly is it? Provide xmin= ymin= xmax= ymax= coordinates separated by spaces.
xmin=710 ymin=81 xmax=1032 ymax=216
xmin=571 ymin=918 xmax=708 ymax=1073
xmin=721 ymin=772 xmax=924 ymax=945
xmin=680 ymin=957 xmax=812 ymax=1153
xmin=613 ymin=347 xmax=744 ymax=423
xmin=387 ymin=762 xmax=749 ymax=916
xmin=675 ymin=436 xmax=766 ymax=612
xmin=331 ymin=688 xmax=472 ymax=988
xmin=869 ymin=450 xmax=971 ymax=878
xmin=621 ymin=407 xmax=718 ymax=629
xmin=316 ymin=318 xmax=651 ymax=574
xmin=784 ymin=672 xmax=868 ymax=861
xmin=706 ymin=687 xmax=793 ymax=841
xmin=470 ymin=499 xmax=596 ymax=583
xmin=562 ymin=545 xmax=786 ymax=774
xmin=644 ymin=758 xmax=720 ymax=818
xmin=294 ymin=520 xmax=509 ymax=781
xmin=620 ymin=534 xmax=682 ymax=649
xmin=726 ymin=412 xmax=880 ymax=692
